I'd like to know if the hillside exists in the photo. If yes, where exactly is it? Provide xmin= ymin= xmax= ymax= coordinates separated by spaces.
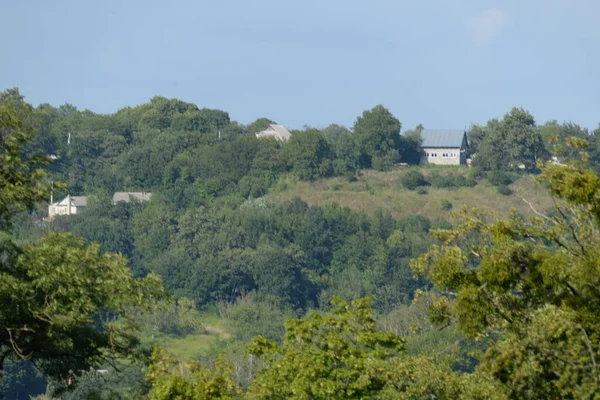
xmin=268 ymin=168 xmax=554 ymax=220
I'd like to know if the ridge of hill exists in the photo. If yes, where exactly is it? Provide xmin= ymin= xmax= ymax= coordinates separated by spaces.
xmin=267 ymin=168 xmax=553 ymax=220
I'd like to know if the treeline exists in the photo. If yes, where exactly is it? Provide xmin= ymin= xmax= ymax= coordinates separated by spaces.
xmin=48 ymin=196 xmax=436 ymax=314
xmin=20 ymin=87 xmax=600 ymax=207
xmin=28 ymin=93 xmax=422 ymax=203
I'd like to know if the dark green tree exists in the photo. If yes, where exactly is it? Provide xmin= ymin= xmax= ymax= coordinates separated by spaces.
xmin=352 ymin=105 xmax=402 ymax=170
xmin=283 ymin=129 xmax=333 ymax=180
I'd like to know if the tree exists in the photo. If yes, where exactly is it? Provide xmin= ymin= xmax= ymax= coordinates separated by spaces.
xmin=412 ymin=156 xmax=600 ymax=398
xmin=283 ymin=129 xmax=333 ymax=180
xmin=247 ymin=118 xmax=275 ymax=134
xmin=246 ymin=297 xmax=501 ymax=399
xmin=246 ymin=297 xmax=405 ymax=399
xmin=400 ymin=124 xmax=424 ymax=165
xmin=352 ymin=105 xmax=402 ymax=170
xmin=0 ymin=90 xmax=49 ymax=230
xmin=147 ymin=348 xmax=239 ymax=400
xmin=473 ymin=108 xmax=545 ymax=172
xmin=0 ymin=89 xmax=163 ymax=382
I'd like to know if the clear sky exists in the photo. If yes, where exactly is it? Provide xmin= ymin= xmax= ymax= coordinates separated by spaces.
xmin=1 ymin=0 xmax=598 ymax=131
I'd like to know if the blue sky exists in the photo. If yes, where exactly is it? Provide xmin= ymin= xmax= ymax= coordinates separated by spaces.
xmin=1 ymin=0 xmax=598 ymax=131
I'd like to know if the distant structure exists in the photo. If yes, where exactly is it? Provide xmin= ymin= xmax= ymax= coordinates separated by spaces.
xmin=112 ymin=192 xmax=152 ymax=204
xmin=48 ymin=195 xmax=88 ymax=220
xmin=255 ymin=124 xmax=292 ymax=141
xmin=419 ymin=130 xmax=468 ymax=166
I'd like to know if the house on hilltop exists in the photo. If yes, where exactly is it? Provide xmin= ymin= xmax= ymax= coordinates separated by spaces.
xmin=112 ymin=192 xmax=152 ymax=204
xmin=419 ymin=130 xmax=468 ymax=166
xmin=255 ymin=124 xmax=292 ymax=141
xmin=48 ymin=195 xmax=88 ymax=220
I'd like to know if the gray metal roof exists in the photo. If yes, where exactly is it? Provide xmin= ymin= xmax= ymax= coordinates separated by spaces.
xmin=112 ymin=192 xmax=152 ymax=203
xmin=71 ymin=196 xmax=88 ymax=207
xmin=54 ymin=195 xmax=88 ymax=207
xmin=419 ymin=130 xmax=467 ymax=148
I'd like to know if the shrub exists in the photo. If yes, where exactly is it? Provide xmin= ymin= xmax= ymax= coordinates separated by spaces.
xmin=427 ymin=172 xmax=476 ymax=189
xmin=345 ymin=173 xmax=358 ymax=182
xmin=416 ymin=187 xmax=428 ymax=195
xmin=496 ymin=185 xmax=513 ymax=196
xmin=487 ymin=170 xmax=516 ymax=186
xmin=329 ymin=181 xmax=342 ymax=191
xmin=440 ymin=199 xmax=453 ymax=210
xmin=401 ymin=170 xmax=427 ymax=190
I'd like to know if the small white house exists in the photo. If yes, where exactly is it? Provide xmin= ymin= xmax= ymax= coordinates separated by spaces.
xmin=255 ymin=124 xmax=292 ymax=141
xmin=419 ymin=130 xmax=468 ymax=166
xmin=48 ymin=195 xmax=88 ymax=220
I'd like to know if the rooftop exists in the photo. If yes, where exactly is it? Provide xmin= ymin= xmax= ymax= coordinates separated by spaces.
xmin=419 ymin=129 xmax=467 ymax=148
xmin=112 ymin=192 xmax=152 ymax=203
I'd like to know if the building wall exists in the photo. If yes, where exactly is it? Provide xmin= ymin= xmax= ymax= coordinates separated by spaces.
xmin=48 ymin=205 xmax=84 ymax=219
xmin=421 ymin=147 xmax=465 ymax=166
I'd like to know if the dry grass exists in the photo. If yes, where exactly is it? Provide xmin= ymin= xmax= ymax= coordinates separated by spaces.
xmin=267 ymin=168 xmax=554 ymax=220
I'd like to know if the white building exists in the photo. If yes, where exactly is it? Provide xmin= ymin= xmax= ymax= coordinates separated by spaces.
xmin=48 ymin=195 xmax=88 ymax=220
xmin=419 ymin=130 xmax=468 ymax=166
xmin=255 ymin=124 xmax=292 ymax=141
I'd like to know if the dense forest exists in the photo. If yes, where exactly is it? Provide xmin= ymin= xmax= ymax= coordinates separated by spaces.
xmin=1 ymin=87 xmax=600 ymax=399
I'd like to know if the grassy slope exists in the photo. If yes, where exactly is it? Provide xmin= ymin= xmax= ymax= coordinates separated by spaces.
xmin=142 ymin=312 xmax=231 ymax=361
xmin=267 ymin=168 xmax=554 ymax=220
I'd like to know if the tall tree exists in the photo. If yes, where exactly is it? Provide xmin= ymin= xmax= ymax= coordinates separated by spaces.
xmin=473 ymin=107 xmax=545 ymax=171
xmin=0 ymin=89 xmax=163 ymax=381
xmin=283 ymin=128 xmax=333 ymax=180
xmin=412 ymin=154 xmax=600 ymax=398
xmin=352 ymin=105 xmax=402 ymax=170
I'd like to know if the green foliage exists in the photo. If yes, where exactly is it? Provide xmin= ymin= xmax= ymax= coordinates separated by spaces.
xmin=0 ymin=89 xmax=50 ymax=230
xmin=472 ymin=108 xmax=546 ymax=172
xmin=283 ymin=129 xmax=333 ymax=180
xmin=246 ymin=297 xmax=406 ymax=399
xmin=147 ymin=348 xmax=240 ymax=400
xmin=486 ymin=169 xmax=516 ymax=186
xmin=412 ymin=161 xmax=600 ymax=397
xmin=0 ymin=90 xmax=164 ymax=385
xmin=135 ymin=297 xmax=205 ymax=337
xmin=427 ymin=172 xmax=476 ymax=189
xmin=218 ymin=295 xmax=291 ymax=343
xmin=0 ymin=233 xmax=163 ymax=378
xmin=401 ymin=170 xmax=427 ymax=190
xmin=496 ymin=185 xmax=512 ymax=196
xmin=246 ymin=118 xmax=275 ymax=134
xmin=440 ymin=199 xmax=453 ymax=210
xmin=352 ymin=105 xmax=403 ymax=170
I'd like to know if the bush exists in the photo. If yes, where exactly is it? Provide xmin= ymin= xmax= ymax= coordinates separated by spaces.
xmin=487 ymin=170 xmax=517 ymax=186
xmin=401 ymin=170 xmax=427 ymax=190
xmin=496 ymin=185 xmax=513 ymax=196
xmin=468 ymin=166 xmax=485 ymax=180
xmin=416 ymin=187 xmax=428 ymax=195
xmin=427 ymin=172 xmax=477 ymax=189
xmin=329 ymin=181 xmax=342 ymax=191
xmin=440 ymin=199 xmax=453 ymax=210
xmin=345 ymin=172 xmax=358 ymax=182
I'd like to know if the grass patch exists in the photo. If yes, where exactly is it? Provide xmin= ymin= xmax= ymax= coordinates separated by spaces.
xmin=267 ymin=169 xmax=553 ymax=220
